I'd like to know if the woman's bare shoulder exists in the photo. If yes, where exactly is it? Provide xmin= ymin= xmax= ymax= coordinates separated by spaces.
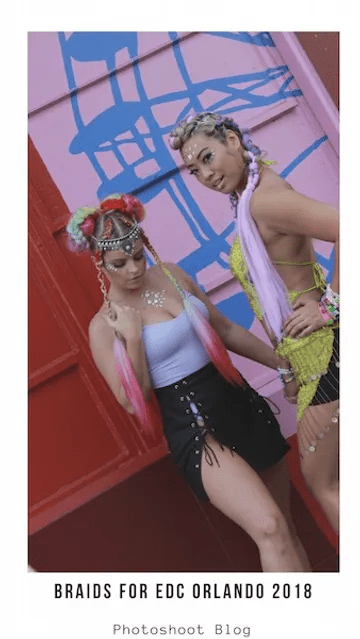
xmin=253 ymin=167 xmax=298 ymax=212
xmin=252 ymin=169 xmax=338 ymax=240
xmin=257 ymin=166 xmax=292 ymax=194
xmin=161 ymin=262 xmax=193 ymax=287
xmin=89 ymin=310 xmax=111 ymax=343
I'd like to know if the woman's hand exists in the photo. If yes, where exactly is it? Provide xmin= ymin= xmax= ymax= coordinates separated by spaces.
xmin=282 ymin=299 xmax=325 ymax=339
xmin=283 ymin=378 xmax=298 ymax=404
xmin=105 ymin=302 xmax=143 ymax=342
xmin=276 ymin=357 xmax=298 ymax=404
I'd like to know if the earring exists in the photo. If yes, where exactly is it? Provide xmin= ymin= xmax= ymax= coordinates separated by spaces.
xmin=229 ymin=192 xmax=239 ymax=217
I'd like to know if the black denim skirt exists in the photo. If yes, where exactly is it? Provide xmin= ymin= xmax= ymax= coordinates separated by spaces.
xmin=154 ymin=363 xmax=290 ymax=501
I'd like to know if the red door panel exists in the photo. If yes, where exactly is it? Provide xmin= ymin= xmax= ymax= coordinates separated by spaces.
xmin=29 ymin=368 xmax=130 ymax=501
xmin=29 ymin=137 xmax=166 ymax=534
xmin=28 ymin=276 xmax=73 ymax=374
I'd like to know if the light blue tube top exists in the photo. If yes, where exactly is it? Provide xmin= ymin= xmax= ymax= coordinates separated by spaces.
xmin=142 ymin=294 xmax=211 ymax=388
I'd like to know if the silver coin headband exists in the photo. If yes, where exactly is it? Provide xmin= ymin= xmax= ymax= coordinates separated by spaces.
xmin=93 ymin=222 xmax=141 ymax=255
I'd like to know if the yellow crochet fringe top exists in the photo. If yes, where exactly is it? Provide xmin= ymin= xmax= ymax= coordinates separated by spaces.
xmin=229 ymin=236 xmax=336 ymax=421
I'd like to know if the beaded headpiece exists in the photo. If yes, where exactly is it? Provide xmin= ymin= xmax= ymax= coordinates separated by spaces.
xmin=94 ymin=222 xmax=141 ymax=255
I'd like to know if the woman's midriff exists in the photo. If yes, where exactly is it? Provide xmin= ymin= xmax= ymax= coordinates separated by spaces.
xmin=254 ymin=213 xmax=323 ymax=301
xmin=272 ymin=262 xmax=323 ymax=304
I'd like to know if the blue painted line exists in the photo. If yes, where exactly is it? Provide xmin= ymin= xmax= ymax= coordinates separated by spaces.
xmin=204 ymin=32 xmax=275 ymax=48
xmin=58 ymin=32 xmax=85 ymax=131
xmin=57 ymin=30 xmax=330 ymax=326
xmin=280 ymin=136 xmax=328 ymax=178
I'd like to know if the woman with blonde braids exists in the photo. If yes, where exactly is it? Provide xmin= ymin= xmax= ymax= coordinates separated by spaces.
xmin=67 ymin=192 xmax=311 ymax=572
xmin=168 ymin=111 xmax=339 ymax=533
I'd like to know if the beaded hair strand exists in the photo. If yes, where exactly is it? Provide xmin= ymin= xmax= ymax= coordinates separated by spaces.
xmin=91 ymin=254 xmax=111 ymax=313
xmin=140 ymin=230 xmax=163 ymax=268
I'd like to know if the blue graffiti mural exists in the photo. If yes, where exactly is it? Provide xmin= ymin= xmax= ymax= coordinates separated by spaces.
xmin=58 ymin=31 xmax=333 ymax=329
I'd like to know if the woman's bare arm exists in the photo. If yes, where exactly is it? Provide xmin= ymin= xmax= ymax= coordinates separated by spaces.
xmin=252 ymin=188 xmax=339 ymax=337
xmin=89 ymin=311 xmax=151 ymax=412
xmin=164 ymin=263 xmax=287 ymax=371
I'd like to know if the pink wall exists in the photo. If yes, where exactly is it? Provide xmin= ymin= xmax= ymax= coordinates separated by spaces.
xmin=28 ymin=31 xmax=339 ymax=438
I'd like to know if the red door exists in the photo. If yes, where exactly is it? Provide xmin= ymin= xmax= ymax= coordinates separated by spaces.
xmin=28 ymin=137 xmax=166 ymax=534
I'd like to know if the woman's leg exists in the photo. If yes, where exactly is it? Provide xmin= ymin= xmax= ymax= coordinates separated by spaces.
xmin=201 ymin=435 xmax=310 ymax=572
xmin=297 ymin=400 xmax=339 ymax=533
xmin=259 ymin=458 xmax=311 ymax=571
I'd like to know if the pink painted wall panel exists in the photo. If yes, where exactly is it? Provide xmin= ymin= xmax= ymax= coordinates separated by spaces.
xmin=28 ymin=31 xmax=339 ymax=442
xmin=28 ymin=32 xmax=69 ymax=112
xmin=29 ymin=103 xmax=102 ymax=211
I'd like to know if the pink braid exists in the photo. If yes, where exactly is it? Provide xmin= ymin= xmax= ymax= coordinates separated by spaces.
xmin=113 ymin=339 xmax=154 ymax=431
xmin=161 ymin=265 xmax=245 ymax=387
xmin=141 ymin=231 xmax=244 ymax=385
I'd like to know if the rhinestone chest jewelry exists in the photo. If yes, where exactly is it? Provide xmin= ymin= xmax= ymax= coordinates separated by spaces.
xmin=141 ymin=289 xmax=166 ymax=308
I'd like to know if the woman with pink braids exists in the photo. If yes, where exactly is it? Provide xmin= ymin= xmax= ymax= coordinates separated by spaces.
xmin=67 ymin=193 xmax=310 ymax=572
xmin=169 ymin=112 xmax=339 ymax=534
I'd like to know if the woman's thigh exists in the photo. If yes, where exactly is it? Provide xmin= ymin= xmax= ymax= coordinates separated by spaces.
xmin=298 ymin=400 xmax=339 ymax=482
xmin=201 ymin=435 xmax=288 ymax=542
xmin=258 ymin=458 xmax=295 ymax=533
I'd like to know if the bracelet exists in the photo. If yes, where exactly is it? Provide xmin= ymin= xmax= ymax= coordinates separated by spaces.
xmin=284 ymin=393 xmax=297 ymax=402
xmin=277 ymin=367 xmax=292 ymax=376
xmin=320 ymin=285 xmax=339 ymax=322
xmin=325 ymin=284 xmax=339 ymax=306
xmin=318 ymin=302 xmax=334 ymax=326
xmin=277 ymin=366 xmax=295 ymax=385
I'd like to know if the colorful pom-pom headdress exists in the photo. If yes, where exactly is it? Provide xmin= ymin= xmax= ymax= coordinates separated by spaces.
xmin=66 ymin=193 xmax=145 ymax=256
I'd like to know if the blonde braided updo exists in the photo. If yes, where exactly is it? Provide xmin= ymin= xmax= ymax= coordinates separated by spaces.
xmin=168 ymin=111 xmax=261 ymax=157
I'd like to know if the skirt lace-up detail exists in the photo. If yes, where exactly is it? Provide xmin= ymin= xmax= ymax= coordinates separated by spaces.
xmin=154 ymin=363 xmax=290 ymax=501
xmin=187 ymin=396 xmax=223 ymax=468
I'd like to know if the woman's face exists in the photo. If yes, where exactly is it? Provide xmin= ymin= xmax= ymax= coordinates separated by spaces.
xmin=102 ymin=239 xmax=146 ymax=290
xmin=181 ymin=131 xmax=246 ymax=194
